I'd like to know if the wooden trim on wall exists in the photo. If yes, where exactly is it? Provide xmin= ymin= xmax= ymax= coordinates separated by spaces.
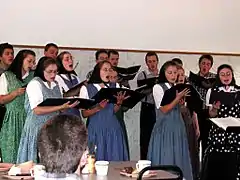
xmin=13 ymin=44 xmax=240 ymax=56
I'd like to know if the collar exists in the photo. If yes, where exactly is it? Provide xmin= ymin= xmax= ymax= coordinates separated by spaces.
xmin=43 ymin=81 xmax=57 ymax=89
xmin=219 ymin=86 xmax=235 ymax=92
xmin=22 ymin=71 xmax=29 ymax=79
xmin=93 ymin=83 xmax=110 ymax=89
xmin=146 ymin=69 xmax=159 ymax=76
xmin=59 ymin=74 xmax=76 ymax=80
xmin=165 ymin=82 xmax=172 ymax=89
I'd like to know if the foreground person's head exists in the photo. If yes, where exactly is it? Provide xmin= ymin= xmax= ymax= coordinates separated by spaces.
xmin=37 ymin=114 xmax=88 ymax=174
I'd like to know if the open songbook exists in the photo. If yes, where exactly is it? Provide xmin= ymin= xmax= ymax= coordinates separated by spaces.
xmin=118 ymin=73 xmax=136 ymax=81
xmin=63 ymin=80 xmax=87 ymax=97
xmin=161 ymin=83 xmax=203 ymax=113
xmin=114 ymin=65 xmax=141 ymax=75
xmin=37 ymin=98 xmax=96 ymax=109
xmin=92 ymin=87 xmax=145 ymax=109
xmin=209 ymin=91 xmax=240 ymax=107
xmin=114 ymin=65 xmax=141 ymax=81
xmin=136 ymin=77 xmax=159 ymax=96
xmin=210 ymin=117 xmax=240 ymax=131
xmin=189 ymin=71 xmax=216 ymax=89
xmin=137 ymin=77 xmax=159 ymax=87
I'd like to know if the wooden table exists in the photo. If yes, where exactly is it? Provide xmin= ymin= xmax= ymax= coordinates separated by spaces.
xmin=0 ymin=161 xmax=178 ymax=180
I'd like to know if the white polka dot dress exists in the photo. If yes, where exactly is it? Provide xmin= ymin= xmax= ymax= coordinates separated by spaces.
xmin=206 ymin=87 xmax=240 ymax=179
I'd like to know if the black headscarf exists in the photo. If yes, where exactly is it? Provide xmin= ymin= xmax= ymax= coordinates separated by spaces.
xmin=34 ymin=56 xmax=57 ymax=82
xmin=56 ymin=52 xmax=77 ymax=83
xmin=158 ymin=61 xmax=177 ymax=83
xmin=88 ymin=60 xmax=111 ymax=84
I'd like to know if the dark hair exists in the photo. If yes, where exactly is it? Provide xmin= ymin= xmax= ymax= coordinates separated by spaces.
xmin=44 ymin=43 xmax=59 ymax=52
xmin=34 ymin=56 xmax=57 ymax=81
xmin=95 ymin=49 xmax=108 ymax=60
xmin=145 ymin=52 xmax=159 ymax=63
xmin=215 ymin=64 xmax=236 ymax=87
xmin=88 ymin=60 xmax=111 ymax=83
xmin=8 ymin=50 xmax=35 ymax=81
xmin=198 ymin=54 xmax=213 ymax=66
xmin=108 ymin=50 xmax=119 ymax=57
xmin=158 ymin=61 xmax=177 ymax=83
xmin=37 ymin=114 xmax=87 ymax=174
xmin=0 ymin=43 xmax=14 ymax=56
xmin=56 ymin=51 xmax=77 ymax=77
xmin=172 ymin=58 xmax=183 ymax=66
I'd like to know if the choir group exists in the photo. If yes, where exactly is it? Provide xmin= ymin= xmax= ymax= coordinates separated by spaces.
xmin=0 ymin=42 xmax=239 ymax=180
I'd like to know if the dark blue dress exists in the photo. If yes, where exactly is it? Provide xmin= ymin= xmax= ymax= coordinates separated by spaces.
xmin=86 ymin=83 xmax=129 ymax=161
xmin=147 ymin=83 xmax=193 ymax=180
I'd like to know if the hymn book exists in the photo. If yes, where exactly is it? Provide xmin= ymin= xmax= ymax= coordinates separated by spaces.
xmin=210 ymin=117 xmax=240 ymax=131
xmin=161 ymin=83 xmax=203 ymax=113
xmin=189 ymin=71 xmax=216 ymax=89
xmin=37 ymin=98 xmax=95 ymax=109
xmin=92 ymin=87 xmax=145 ymax=109
xmin=63 ymin=80 xmax=87 ymax=97
xmin=137 ymin=77 xmax=159 ymax=87
xmin=114 ymin=65 xmax=141 ymax=82
xmin=209 ymin=91 xmax=240 ymax=107
xmin=114 ymin=65 xmax=141 ymax=75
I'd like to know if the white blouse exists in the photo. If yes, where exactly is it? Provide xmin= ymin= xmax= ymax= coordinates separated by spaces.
xmin=26 ymin=79 xmax=59 ymax=110
xmin=79 ymin=83 xmax=121 ymax=99
xmin=205 ymin=86 xmax=235 ymax=107
xmin=0 ymin=72 xmax=30 ymax=95
xmin=55 ymin=74 xmax=80 ymax=94
xmin=153 ymin=83 xmax=171 ymax=109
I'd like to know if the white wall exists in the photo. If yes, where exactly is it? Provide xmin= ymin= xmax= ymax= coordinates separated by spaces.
xmin=14 ymin=47 xmax=240 ymax=160
xmin=1 ymin=0 xmax=240 ymax=53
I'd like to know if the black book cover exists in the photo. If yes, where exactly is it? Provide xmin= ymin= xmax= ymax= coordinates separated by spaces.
xmin=136 ymin=77 xmax=159 ymax=96
xmin=92 ymin=88 xmax=145 ymax=109
xmin=209 ymin=91 xmax=239 ymax=107
xmin=63 ymin=80 xmax=87 ymax=97
xmin=189 ymin=71 xmax=216 ymax=89
xmin=37 ymin=98 xmax=96 ymax=109
xmin=137 ymin=77 xmax=159 ymax=87
xmin=134 ymin=85 xmax=152 ymax=96
xmin=161 ymin=83 xmax=203 ymax=113
xmin=114 ymin=65 xmax=141 ymax=75
xmin=118 ymin=73 xmax=137 ymax=81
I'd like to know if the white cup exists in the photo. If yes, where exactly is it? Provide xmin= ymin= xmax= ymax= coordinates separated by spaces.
xmin=136 ymin=160 xmax=151 ymax=175
xmin=95 ymin=161 xmax=109 ymax=176
xmin=30 ymin=165 xmax=46 ymax=178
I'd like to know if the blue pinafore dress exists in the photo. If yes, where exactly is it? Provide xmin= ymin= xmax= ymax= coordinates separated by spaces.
xmin=86 ymin=83 xmax=129 ymax=161
xmin=17 ymin=77 xmax=61 ymax=163
xmin=147 ymin=83 xmax=193 ymax=180
xmin=59 ymin=74 xmax=80 ymax=117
